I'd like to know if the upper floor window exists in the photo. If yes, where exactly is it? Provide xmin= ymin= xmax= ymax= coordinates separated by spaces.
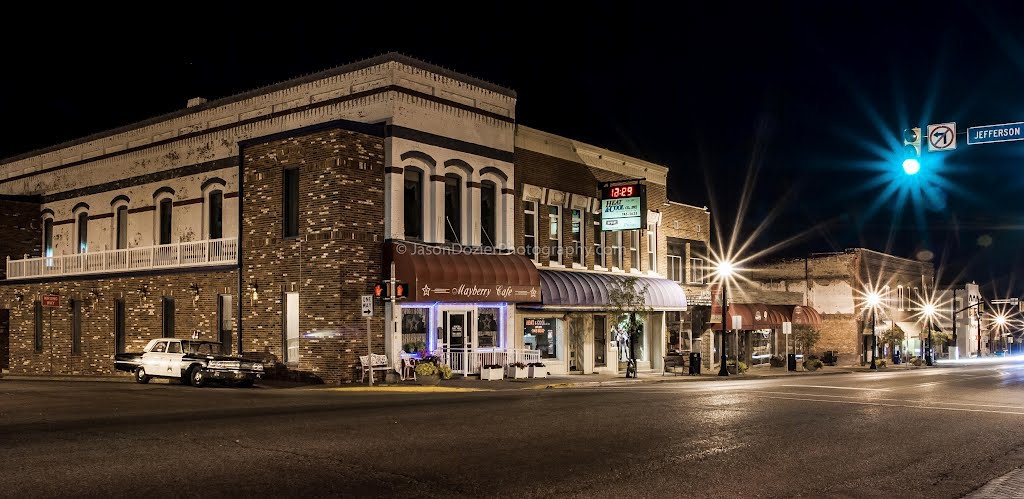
xmin=629 ymin=230 xmax=640 ymax=271
xmin=610 ymin=231 xmax=623 ymax=270
xmin=668 ymin=255 xmax=683 ymax=282
xmin=404 ymin=169 xmax=423 ymax=240
xmin=115 ymin=205 xmax=128 ymax=249
xmin=524 ymin=200 xmax=538 ymax=262
xmin=43 ymin=217 xmax=53 ymax=257
xmin=688 ymin=257 xmax=705 ymax=284
xmin=208 ymin=190 xmax=223 ymax=240
xmin=283 ymin=168 xmax=299 ymax=238
xmin=76 ymin=212 xmax=89 ymax=254
xmin=647 ymin=228 xmax=657 ymax=273
xmin=571 ymin=209 xmax=584 ymax=266
xmin=897 ymin=286 xmax=905 ymax=311
xmin=480 ymin=180 xmax=497 ymax=247
xmin=444 ymin=174 xmax=462 ymax=244
xmin=158 ymin=198 xmax=173 ymax=245
xmin=548 ymin=205 xmax=561 ymax=263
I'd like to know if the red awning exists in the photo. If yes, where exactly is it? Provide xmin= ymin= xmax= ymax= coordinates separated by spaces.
xmin=709 ymin=303 xmax=818 ymax=330
xmin=385 ymin=240 xmax=542 ymax=303
xmin=791 ymin=305 xmax=823 ymax=326
xmin=708 ymin=303 xmax=755 ymax=330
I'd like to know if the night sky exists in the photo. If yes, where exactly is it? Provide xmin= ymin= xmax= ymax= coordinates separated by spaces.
xmin=3 ymin=3 xmax=1024 ymax=295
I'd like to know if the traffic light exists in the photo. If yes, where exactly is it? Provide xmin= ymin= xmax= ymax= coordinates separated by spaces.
xmin=373 ymin=282 xmax=386 ymax=298
xmin=373 ymin=280 xmax=409 ymax=299
xmin=901 ymin=127 xmax=921 ymax=175
xmin=394 ymin=282 xmax=409 ymax=299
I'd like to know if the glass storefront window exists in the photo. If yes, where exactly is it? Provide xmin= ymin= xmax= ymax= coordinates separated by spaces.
xmin=477 ymin=308 xmax=500 ymax=348
xmin=524 ymin=317 xmax=557 ymax=358
xmin=401 ymin=308 xmax=430 ymax=354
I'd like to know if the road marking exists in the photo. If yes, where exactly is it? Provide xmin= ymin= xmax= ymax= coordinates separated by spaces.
xmin=752 ymin=394 xmax=1024 ymax=416
xmin=751 ymin=390 xmax=1024 ymax=410
xmin=779 ymin=384 xmax=892 ymax=391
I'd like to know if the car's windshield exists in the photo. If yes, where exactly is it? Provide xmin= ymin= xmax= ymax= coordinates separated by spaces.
xmin=181 ymin=341 xmax=222 ymax=355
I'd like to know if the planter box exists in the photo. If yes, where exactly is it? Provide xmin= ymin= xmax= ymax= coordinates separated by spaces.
xmin=481 ymin=367 xmax=504 ymax=381
xmin=507 ymin=366 xmax=528 ymax=379
xmin=528 ymin=365 xmax=548 ymax=378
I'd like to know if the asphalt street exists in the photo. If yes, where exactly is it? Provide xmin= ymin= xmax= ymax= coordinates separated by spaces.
xmin=4 ymin=361 xmax=1024 ymax=498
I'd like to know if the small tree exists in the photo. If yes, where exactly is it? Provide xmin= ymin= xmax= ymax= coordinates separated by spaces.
xmin=792 ymin=325 xmax=821 ymax=355
xmin=881 ymin=324 xmax=904 ymax=358
xmin=608 ymin=276 xmax=651 ymax=378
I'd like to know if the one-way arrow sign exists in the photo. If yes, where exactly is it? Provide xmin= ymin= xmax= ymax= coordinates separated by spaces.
xmin=927 ymin=122 xmax=956 ymax=151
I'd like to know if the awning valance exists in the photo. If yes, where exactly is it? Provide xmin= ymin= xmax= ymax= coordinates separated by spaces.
xmin=385 ymin=240 xmax=541 ymax=302
xmin=791 ymin=305 xmax=823 ymax=326
xmin=708 ymin=303 xmax=822 ymax=330
xmin=521 ymin=270 xmax=687 ymax=311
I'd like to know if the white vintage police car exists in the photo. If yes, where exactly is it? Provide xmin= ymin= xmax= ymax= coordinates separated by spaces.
xmin=114 ymin=338 xmax=264 ymax=387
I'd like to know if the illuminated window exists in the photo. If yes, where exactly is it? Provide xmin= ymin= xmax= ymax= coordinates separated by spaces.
xmin=524 ymin=200 xmax=537 ymax=261
xmin=571 ymin=209 xmax=584 ymax=266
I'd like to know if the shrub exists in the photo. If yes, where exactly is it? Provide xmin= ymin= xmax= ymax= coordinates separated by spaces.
xmin=528 ymin=362 xmax=546 ymax=367
xmin=437 ymin=364 xmax=453 ymax=380
xmin=769 ymin=355 xmax=786 ymax=368
xmin=910 ymin=357 xmax=923 ymax=367
xmin=508 ymin=361 xmax=527 ymax=369
xmin=803 ymin=358 xmax=824 ymax=371
xmin=873 ymin=358 xmax=887 ymax=368
xmin=726 ymin=360 xmax=748 ymax=373
xmin=483 ymin=364 xmax=502 ymax=370
xmin=806 ymin=354 xmax=819 ymax=361
xmin=415 ymin=362 xmax=438 ymax=377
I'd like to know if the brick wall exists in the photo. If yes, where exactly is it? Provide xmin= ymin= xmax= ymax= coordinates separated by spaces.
xmin=241 ymin=125 xmax=385 ymax=384
xmin=0 ymin=270 xmax=237 ymax=375
xmin=0 ymin=198 xmax=42 ymax=279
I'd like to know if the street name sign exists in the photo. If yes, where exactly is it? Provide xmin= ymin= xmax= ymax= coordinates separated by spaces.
xmin=967 ymin=122 xmax=1024 ymax=145
xmin=927 ymin=122 xmax=956 ymax=151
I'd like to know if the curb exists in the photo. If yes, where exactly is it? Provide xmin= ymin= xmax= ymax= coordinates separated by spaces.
xmin=528 ymin=369 xmax=859 ymax=390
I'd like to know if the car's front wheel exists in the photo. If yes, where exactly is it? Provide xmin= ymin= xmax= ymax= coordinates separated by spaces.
xmin=189 ymin=366 xmax=206 ymax=388
xmin=134 ymin=367 xmax=150 ymax=384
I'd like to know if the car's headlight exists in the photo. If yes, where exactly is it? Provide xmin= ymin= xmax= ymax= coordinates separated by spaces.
xmin=252 ymin=363 xmax=264 ymax=372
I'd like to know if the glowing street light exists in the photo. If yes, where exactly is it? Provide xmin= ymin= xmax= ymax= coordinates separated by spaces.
xmin=717 ymin=261 xmax=734 ymax=377
xmin=922 ymin=303 xmax=937 ymax=366
xmin=866 ymin=292 xmax=880 ymax=369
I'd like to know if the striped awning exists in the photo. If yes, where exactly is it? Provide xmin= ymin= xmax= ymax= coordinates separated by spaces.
xmin=521 ymin=270 xmax=687 ymax=311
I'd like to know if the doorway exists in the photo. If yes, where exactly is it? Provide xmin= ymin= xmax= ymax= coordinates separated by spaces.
xmin=440 ymin=307 xmax=474 ymax=373
xmin=594 ymin=315 xmax=607 ymax=367
xmin=0 ymin=309 xmax=9 ymax=372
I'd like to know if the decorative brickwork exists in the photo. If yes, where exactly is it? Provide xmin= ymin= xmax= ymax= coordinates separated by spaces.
xmin=0 ymin=198 xmax=42 ymax=279
xmin=241 ymin=124 xmax=385 ymax=384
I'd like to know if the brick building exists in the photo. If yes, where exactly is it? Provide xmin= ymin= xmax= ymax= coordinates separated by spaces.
xmin=0 ymin=53 xmax=707 ymax=382
xmin=740 ymin=249 xmax=935 ymax=365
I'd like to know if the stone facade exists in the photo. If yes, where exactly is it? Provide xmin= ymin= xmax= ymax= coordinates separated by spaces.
xmin=240 ymin=123 xmax=386 ymax=384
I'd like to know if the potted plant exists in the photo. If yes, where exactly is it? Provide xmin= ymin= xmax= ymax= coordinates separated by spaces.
xmin=528 ymin=362 xmax=547 ymax=378
xmin=481 ymin=363 xmax=504 ymax=381
xmin=507 ymin=361 xmax=528 ymax=379
xmin=726 ymin=360 xmax=747 ymax=374
xmin=872 ymin=358 xmax=887 ymax=369
xmin=415 ymin=355 xmax=453 ymax=385
xmin=803 ymin=354 xmax=824 ymax=371
xmin=769 ymin=355 xmax=786 ymax=368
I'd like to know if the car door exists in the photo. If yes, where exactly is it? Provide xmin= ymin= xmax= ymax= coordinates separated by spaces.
xmin=143 ymin=341 xmax=168 ymax=376
xmin=164 ymin=341 xmax=183 ymax=377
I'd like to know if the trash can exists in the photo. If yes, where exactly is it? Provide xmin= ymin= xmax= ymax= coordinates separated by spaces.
xmin=893 ymin=350 xmax=902 ymax=365
xmin=787 ymin=353 xmax=797 ymax=372
xmin=689 ymin=352 xmax=701 ymax=375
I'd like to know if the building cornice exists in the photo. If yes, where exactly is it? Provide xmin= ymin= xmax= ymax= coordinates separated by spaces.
xmin=515 ymin=125 xmax=668 ymax=185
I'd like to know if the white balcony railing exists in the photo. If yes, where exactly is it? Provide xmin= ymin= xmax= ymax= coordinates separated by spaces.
xmin=6 ymin=237 xmax=238 ymax=280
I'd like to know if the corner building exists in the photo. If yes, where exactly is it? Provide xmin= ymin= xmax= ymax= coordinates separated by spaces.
xmin=0 ymin=53 xmax=708 ymax=383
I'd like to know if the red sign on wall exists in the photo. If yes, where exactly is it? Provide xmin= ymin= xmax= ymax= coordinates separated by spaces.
xmin=41 ymin=295 xmax=60 ymax=308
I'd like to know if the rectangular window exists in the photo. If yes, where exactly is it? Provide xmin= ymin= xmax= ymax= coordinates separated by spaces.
xmin=594 ymin=315 xmax=607 ymax=367
xmin=523 ymin=200 xmax=537 ymax=261
xmin=284 ymin=292 xmax=300 ymax=363
xmin=524 ymin=318 xmax=557 ymax=359
xmin=401 ymin=307 xmax=429 ymax=354
xmin=404 ymin=169 xmax=423 ymax=240
xmin=668 ymin=255 xmax=683 ymax=282
xmin=629 ymin=230 xmax=640 ymax=271
xmin=162 ymin=297 xmax=175 ymax=337
xmin=159 ymin=198 xmax=173 ymax=245
xmin=218 ymin=295 xmax=232 ymax=354
xmin=208 ymin=191 xmax=223 ymax=240
xmin=34 ymin=301 xmax=43 ymax=353
xmin=611 ymin=231 xmax=623 ymax=270
xmin=43 ymin=219 xmax=53 ymax=257
xmin=477 ymin=307 xmax=500 ymax=348
xmin=593 ymin=213 xmax=604 ymax=268
xmin=913 ymin=287 xmax=921 ymax=310
xmin=444 ymin=174 xmax=462 ymax=243
xmin=688 ymin=257 xmax=705 ymax=284
xmin=647 ymin=228 xmax=657 ymax=273
xmin=77 ymin=212 xmax=88 ymax=253
xmin=114 ymin=298 xmax=126 ymax=354
xmin=71 ymin=299 xmax=82 ymax=355
xmin=898 ymin=286 xmax=905 ymax=311
xmin=571 ymin=209 xmax=583 ymax=266
xmin=116 ymin=206 xmax=128 ymax=249
xmin=480 ymin=181 xmax=497 ymax=247
xmin=283 ymin=168 xmax=299 ymax=238
xmin=548 ymin=205 xmax=561 ymax=263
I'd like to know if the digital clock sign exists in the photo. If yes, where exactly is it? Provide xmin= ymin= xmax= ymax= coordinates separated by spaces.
xmin=600 ymin=183 xmax=646 ymax=231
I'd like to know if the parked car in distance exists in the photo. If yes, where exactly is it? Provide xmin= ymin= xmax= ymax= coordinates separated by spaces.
xmin=115 ymin=338 xmax=264 ymax=387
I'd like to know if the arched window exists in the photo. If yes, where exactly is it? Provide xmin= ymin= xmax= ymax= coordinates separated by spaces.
xmin=42 ymin=216 xmax=54 ymax=257
xmin=444 ymin=173 xmax=462 ymax=244
xmin=208 ymin=190 xmax=223 ymax=239
xmin=480 ymin=180 xmax=496 ymax=247
xmin=76 ymin=211 xmax=89 ymax=253
xmin=115 ymin=205 xmax=128 ymax=249
xmin=158 ymin=198 xmax=173 ymax=245
xmin=404 ymin=169 xmax=423 ymax=239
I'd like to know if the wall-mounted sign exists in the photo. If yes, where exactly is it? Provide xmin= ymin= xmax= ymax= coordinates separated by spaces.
xmin=41 ymin=295 xmax=60 ymax=308
xmin=600 ymin=183 xmax=646 ymax=231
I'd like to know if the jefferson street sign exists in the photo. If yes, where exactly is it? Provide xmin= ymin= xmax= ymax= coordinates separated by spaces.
xmin=968 ymin=122 xmax=1024 ymax=145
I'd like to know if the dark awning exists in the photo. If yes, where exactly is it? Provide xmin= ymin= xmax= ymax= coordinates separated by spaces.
xmin=707 ymin=303 xmax=756 ymax=330
xmin=520 ymin=270 xmax=686 ymax=311
xmin=385 ymin=240 xmax=541 ymax=303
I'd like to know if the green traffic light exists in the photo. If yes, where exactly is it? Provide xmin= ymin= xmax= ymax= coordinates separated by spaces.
xmin=902 ymin=158 xmax=920 ymax=175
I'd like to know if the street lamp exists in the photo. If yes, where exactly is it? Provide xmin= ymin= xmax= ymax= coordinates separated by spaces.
xmin=922 ymin=303 xmax=936 ymax=366
xmin=867 ymin=292 xmax=880 ymax=370
xmin=994 ymin=314 xmax=1007 ymax=356
xmin=717 ymin=261 xmax=734 ymax=377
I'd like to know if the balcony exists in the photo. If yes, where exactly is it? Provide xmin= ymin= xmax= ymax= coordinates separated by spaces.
xmin=6 ymin=237 xmax=238 ymax=280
